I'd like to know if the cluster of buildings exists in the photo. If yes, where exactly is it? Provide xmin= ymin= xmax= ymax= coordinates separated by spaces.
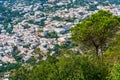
xmin=0 ymin=0 xmax=120 ymax=64
xmin=97 ymin=5 xmax=120 ymax=15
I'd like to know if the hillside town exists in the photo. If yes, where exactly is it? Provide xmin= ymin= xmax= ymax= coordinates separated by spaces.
xmin=0 ymin=0 xmax=120 ymax=63
xmin=0 ymin=0 xmax=120 ymax=79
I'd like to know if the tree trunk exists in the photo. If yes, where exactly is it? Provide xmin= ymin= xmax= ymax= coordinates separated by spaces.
xmin=95 ymin=46 xmax=99 ymax=56
xmin=95 ymin=45 xmax=103 ymax=60
xmin=99 ymin=46 xmax=103 ymax=61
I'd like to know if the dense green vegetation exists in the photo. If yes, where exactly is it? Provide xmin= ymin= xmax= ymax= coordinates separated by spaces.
xmin=10 ymin=55 xmax=109 ymax=80
xmin=10 ymin=10 xmax=120 ymax=80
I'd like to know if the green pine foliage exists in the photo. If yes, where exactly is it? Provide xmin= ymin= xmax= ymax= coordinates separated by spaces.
xmin=71 ymin=10 xmax=120 ymax=56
